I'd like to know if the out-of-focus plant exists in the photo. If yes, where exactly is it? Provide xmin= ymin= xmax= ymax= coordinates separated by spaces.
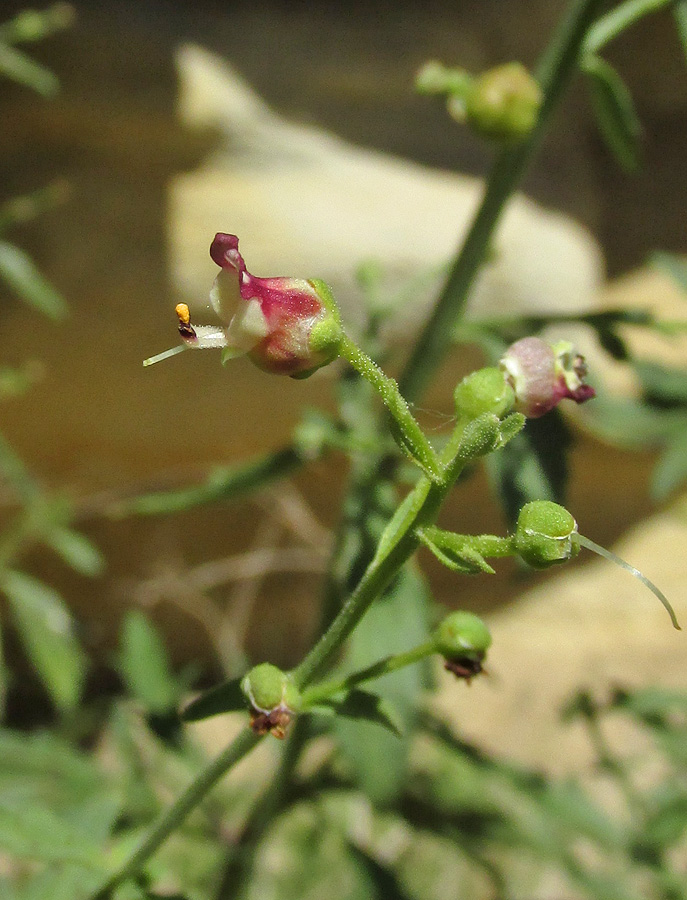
xmin=0 ymin=3 xmax=100 ymax=719
xmin=0 ymin=1 xmax=685 ymax=899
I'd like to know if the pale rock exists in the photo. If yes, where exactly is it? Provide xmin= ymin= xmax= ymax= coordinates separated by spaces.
xmin=169 ymin=44 xmax=604 ymax=336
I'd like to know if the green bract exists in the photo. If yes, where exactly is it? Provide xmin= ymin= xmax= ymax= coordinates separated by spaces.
xmin=514 ymin=500 xmax=579 ymax=569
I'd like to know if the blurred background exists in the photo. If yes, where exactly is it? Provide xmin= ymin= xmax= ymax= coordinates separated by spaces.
xmin=1 ymin=0 xmax=686 ymax=734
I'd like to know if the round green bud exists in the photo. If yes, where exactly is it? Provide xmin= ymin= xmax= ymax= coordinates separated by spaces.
xmin=434 ymin=611 xmax=492 ymax=661
xmin=514 ymin=500 xmax=579 ymax=569
xmin=454 ymin=367 xmax=515 ymax=419
xmin=466 ymin=62 xmax=542 ymax=142
xmin=240 ymin=663 xmax=301 ymax=714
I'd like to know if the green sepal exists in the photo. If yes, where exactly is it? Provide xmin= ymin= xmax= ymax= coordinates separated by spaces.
xmin=497 ymin=412 xmax=526 ymax=447
xmin=307 ymin=689 xmax=402 ymax=737
xmin=220 ymin=346 xmax=246 ymax=365
xmin=181 ymin=677 xmax=245 ymax=721
xmin=417 ymin=527 xmax=496 ymax=575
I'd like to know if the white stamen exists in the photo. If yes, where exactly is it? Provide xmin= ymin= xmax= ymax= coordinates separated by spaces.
xmin=576 ymin=533 xmax=681 ymax=630
xmin=143 ymin=345 xmax=187 ymax=367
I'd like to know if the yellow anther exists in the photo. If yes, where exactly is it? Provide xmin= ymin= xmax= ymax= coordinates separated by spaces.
xmin=175 ymin=303 xmax=191 ymax=326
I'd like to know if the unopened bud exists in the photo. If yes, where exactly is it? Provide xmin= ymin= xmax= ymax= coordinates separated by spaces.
xmin=434 ymin=611 xmax=492 ymax=681
xmin=466 ymin=63 xmax=542 ymax=142
xmin=514 ymin=500 xmax=579 ymax=569
xmin=240 ymin=663 xmax=301 ymax=739
xmin=454 ymin=367 xmax=515 ymax=420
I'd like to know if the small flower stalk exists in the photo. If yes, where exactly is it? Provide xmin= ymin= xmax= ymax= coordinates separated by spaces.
xmin=145 ymin=234 xmax=343 ymax=378
xmin=500 ymin=336 xmax=596 ymax=418
xmin=241 ymin=663 xmax=302 ymax=739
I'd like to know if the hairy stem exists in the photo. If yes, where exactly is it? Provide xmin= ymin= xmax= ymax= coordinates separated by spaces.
xmin=399 ymin=0 xmax=606 ymax=404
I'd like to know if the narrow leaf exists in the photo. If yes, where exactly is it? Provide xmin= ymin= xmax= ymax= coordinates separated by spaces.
xmin=2 ymin=570 xmax=86 ymax=710
xmin=181 ymin=677 xmax=245 ymax=721
xmin=0 ymin=240 xmax=67 ymax=318
xmin=653 ymin=433 xmax=687 ymax=498
xmin=312 ymin=689 xmax=402 ymax=736
xmin=583 ymin=54 xmax=641 ymax=171
xmin=44 ymin=527 xmax=105 ymax=577
xmin=0 ymin=43 xmax=59 ymax=96
xmin=674 ymin=0 xmax=687 ymax=63
xmin=119 ymin=611 xmax=179 ymax=714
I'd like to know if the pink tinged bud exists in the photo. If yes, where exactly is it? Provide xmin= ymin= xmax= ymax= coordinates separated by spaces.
xmin=499 ymin=337 xmax=596 ymax=418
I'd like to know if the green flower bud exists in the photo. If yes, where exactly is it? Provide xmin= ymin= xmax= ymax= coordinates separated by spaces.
xmin=514 ymin=500 xmax=579 ymax=569
xmin=466 ymin=62 xmax=542 ymax=142
xmin=434 ymin=611 xmax=492 ymax=681
xmin=454 ymin=367 xmax=515 ymax=420
xmin=240 ymin=663 xmax=301 ymax=739
xmin=457 ymin=413 xmax=502 ymax=460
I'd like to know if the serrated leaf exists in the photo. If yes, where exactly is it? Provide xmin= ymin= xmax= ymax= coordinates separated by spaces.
xmin=419 ymin=528 xmax=495 ymax=575
xmin=0 ymin=240 xmax=67 ymax=318
xmin=312 ymin=689 xmax=402 ymax=736
xmin=651 ymin=430 xmax=687 ymax=500
xmin=119 ymin=611 xmax=180 ymax=714
xmin=1 ymin=570 xmax=86 ymax=710
xmin=181 ymin=676 xmax=245 ymax=721
xmin=583 ymin=54 xmax=641 ymax=171
xmin=44 ymin=526 xmax=105 ymax=577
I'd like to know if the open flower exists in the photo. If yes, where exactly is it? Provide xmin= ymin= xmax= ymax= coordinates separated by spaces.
xmin=146 ymin=234 xmax=342 ymax=378
xmin=499 ymin=336 xmax=595 ymax=418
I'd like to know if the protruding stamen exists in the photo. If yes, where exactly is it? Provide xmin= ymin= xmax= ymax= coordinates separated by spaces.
xmin=575 ymin=533 xmax=681 ymax=630
xmin=176 ymin=302 xmax=196 ymax=340
xmin=143 ymin=345 xmax=187 ymax=367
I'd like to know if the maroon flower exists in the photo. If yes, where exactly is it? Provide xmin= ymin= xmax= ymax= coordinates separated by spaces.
xmin=499 ymin=337 xmax=595 ymax=418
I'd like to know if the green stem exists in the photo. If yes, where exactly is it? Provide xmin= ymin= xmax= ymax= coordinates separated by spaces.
xmin=294 ymin=422 xmax=471 ymax=688
xmin=302 ymin=639 xmax=437 ymax=706
xmin=399 ymin=0 xmax=606 ymax=405
xmin=91 ymin=729 xmax=261 ymax=900
xmin=338 ymin=333 xmax=442 ymax=480
xmin=583 ymin=0 xmax=673 ymax=55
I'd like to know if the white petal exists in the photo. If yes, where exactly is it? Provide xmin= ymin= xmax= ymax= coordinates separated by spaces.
xmin=209 ymin=268 xmax=242 ymax=322
xmin=226 ymin=298 xmax=269 ymax=351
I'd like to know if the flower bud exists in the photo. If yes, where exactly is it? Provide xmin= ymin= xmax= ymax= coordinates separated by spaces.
xmin=454 ymin=367 xmax=515 ymax=420
xmin=465 ymin=63 xmax=542 ymax=142
xmin=240 ymin=663 xmax=301 ymax=739
xmin=434 ymin=611 xmax=492 ymax=681
xmin=499 ymin=337 xmax=595 ymax=418
xmin=514 ymin=500 xmax=579 ymax=569
xmin=147 ymin=234 xmax=343 ymax=377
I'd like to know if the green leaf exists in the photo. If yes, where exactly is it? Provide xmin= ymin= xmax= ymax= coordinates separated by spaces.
xmin=635 ymin=359 xmax=687 ymax=403
xmin=674 ymin=0 xmax=687 ymax=64
xmin=311 ymin=689 xmax=402 ymax=736
xmin=651 ymin=430 xmax=687 ymax=500
xmin=0 ymin=43 xmax=59 ymax=96
xmin=346 ymin=842 xmax=415 ymax=900
xmin=335 ymin=565 xmax=431 ymax=805
xmin=418 ymin=528 xmax=495 ymax=575
xmin=110 ymin=447 xmax=304 ymax=517
xmin=119 ymin=611 xmax=180 ymax=714
xmin=44 ymin=527 xmax=105 ymax=577
xmin=583 ymin=54 xmax=641 ymax=171
xmin=650 ymin=250 xmax=687 ymax=293
xmin=181 ymin=676 xmax=245 ymax=721
xmin=0 ymin=241 xmax=67 ymax=318
xmin=1 ymin=570 xmax=86 ymax=710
